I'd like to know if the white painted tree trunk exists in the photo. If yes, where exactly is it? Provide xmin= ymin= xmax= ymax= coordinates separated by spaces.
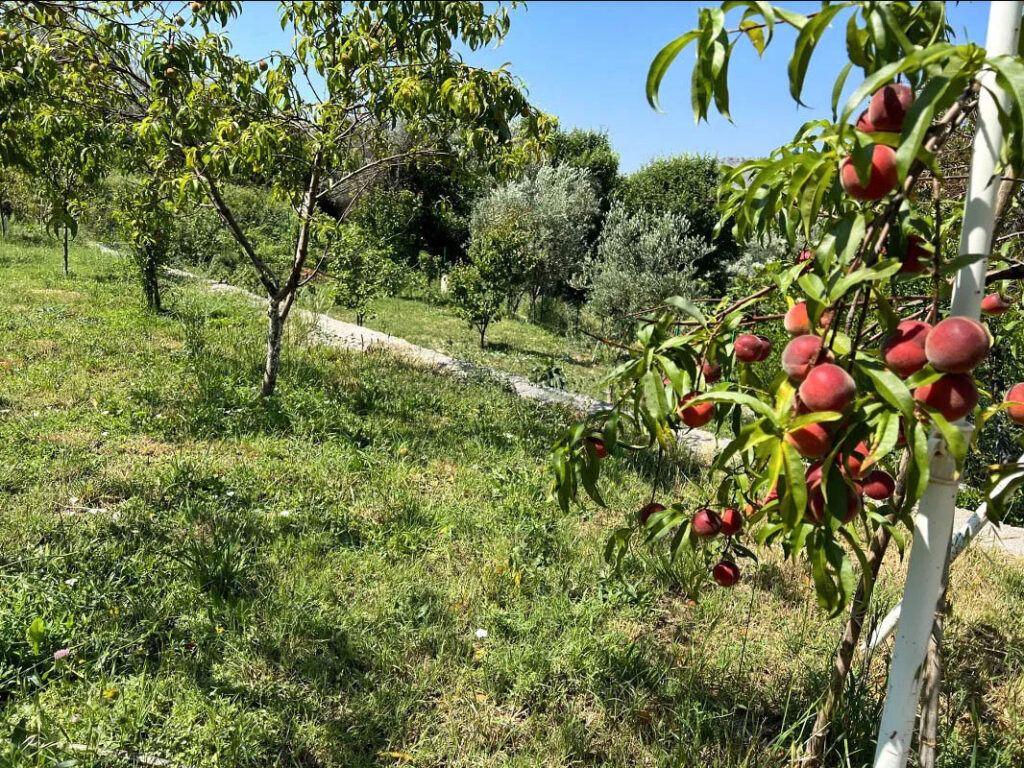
xmin=872 ymin=4 xmax=1024 ymax=766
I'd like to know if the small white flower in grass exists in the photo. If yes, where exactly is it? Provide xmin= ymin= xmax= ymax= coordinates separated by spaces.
xmin=504 ymin=433 xmax=514 ymax=440
xmin=474 ymin=628 xmax=488 ymax=639
xmin=226 ymin=491 xmax=235 ymax=497
xmin=64 ymin=578 xmax=79 ymax=586
xmin=279 ymin=510 xmax=292 ymax=518
xmin=69 ymin=497 xmax=79 ymax=505
xmin=101 ymin=431 xmax=108 ymax=437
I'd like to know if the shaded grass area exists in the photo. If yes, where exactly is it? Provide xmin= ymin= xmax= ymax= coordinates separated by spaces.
xmin=0 ymin=236 xmax=1022 ymax=767
xmin=326 ymin=294 xmax=618 ymax=399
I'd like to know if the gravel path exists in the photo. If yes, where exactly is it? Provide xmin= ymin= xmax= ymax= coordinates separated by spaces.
xmin=161 ymin=265 xmax=1023 ymax=556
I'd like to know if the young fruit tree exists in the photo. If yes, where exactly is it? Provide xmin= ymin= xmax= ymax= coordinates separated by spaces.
xmin=4 ymin=1 xmax=552 ymax=396
xmin=549 ymin=2 xmax=1024 ymax=765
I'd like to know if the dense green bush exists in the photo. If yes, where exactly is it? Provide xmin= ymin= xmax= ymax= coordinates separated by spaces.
xmin=582 ymin=202 xmax=710 ymax=333
xmin=617 ymin=155 xmax=737 ymax=288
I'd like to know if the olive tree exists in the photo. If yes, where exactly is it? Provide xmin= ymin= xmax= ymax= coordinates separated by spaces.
xmin=470 ymin=164 xmax=600 ymax=316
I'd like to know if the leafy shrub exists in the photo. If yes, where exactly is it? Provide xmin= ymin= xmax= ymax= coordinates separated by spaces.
xmin=470 ymin=164 xmax=599 ymax=312
xmin=583 ymin=202 xmax=710 ymax=331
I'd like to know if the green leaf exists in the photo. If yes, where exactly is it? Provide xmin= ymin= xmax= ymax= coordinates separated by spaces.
xmin=829 ymin=260 xmax=901 ymax=303
xmin=926 ymin=407 xmax=968 ymax=465
xmin=895 ymin=72 xmax=955 ymax=181
xmin=665 ymin=295 xmax=708 ymax=326
xmin=788 ymin=5 xmax=846 ymax=106
xmin=643 ymin=370 xmax=669 ymax=423
xmin=647 ymin=31 xmax=699 ymax=110
xmin=26 ymin=617 xmax=45 ymax=655
xmin=690 ymin=390 xmax=778 ymax=422
xmin=832 ymin=60 xmax=854 ymax=120
xmin=857 ymin=362 xmax=916 ymax=421
xmin=782 ymin=440 xmax=808 ymax=528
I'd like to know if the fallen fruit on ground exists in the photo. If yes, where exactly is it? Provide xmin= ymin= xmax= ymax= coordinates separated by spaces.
xmin=799 ymin=363 xmax=857 ymax=413
xmin=840 ymin=144 xmax=898 ymax=201
xmin=914 ymin=373 xmax=979 ymax=422
xmin=925 ymin=316 xmax=990 ymax=373
xmin=712 ymin=560 xmax=741 ymax=587
xmin=881 ymin=319 xmax=931 ymax=378
xmin=692 ymin=508 xmax=723 ymax=538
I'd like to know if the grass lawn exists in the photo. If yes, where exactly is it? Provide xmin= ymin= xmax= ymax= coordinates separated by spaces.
xmin=2 ymin=236 xmax=1023 ymax=767
xmin=327 ymin=294 xmax=619 ymax=399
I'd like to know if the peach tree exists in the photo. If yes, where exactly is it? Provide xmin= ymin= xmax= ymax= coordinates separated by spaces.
xmin=3 ymin=1 xmax=553 ymax=395
xmin=551 ymin=1 xmax=1024 ymax=619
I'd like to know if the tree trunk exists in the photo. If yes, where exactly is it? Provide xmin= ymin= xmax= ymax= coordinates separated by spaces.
xmin=261 ymin=300 xmax=284 ymax=397
xmin=62 ymin=223 xmax=69 ymax=276
xmin=801 ymin=453 xmax=910 ymax=766
xmin=478 ymin=322 xmax=487 ymax=348
xmin=144 ymin=250 xmax=161 ymax=312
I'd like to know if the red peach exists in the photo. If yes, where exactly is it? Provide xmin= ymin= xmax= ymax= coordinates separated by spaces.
xmin=855 ymin=110 xmax=877 ymax=133
xmin=719 ymin=507 xmax=743 ymax=536
xmin=782 ymin=335 xmax=834 ymax=382
xmin=900 ymin=235 xmax=929 ymax=274
xmin=914 ymin=373 xmax=979 ymax=421
xmin=785 ymin=422 xmax=833 ymax=459
xmin=692 ymin=508 xmax=723 ymax=538
xmin=639 ymin=502 xmax=666 ymax=526
xmin=840 ymin=144 xmax=899 ymax=201
xmin=678 ymin=394 xmax=715 ymax=429
xmin=754 ymin=335 xmax=773 ymax=361
xmin=805 ymin=462 xmax=862 ymax=525
xmin=981 ymin=293 xmax=1013 ymax=316
xmin=881 ymin=319 xmax=931 ymax=378
xmin=799 ymin=363 xmax=857 ymax=413
xmin=925 ymin=316 xmax=990 ymax=373
xmin=841 ymin=441 xmax=872 ymax=479
xmin=861 ymin=469 xmax=896 ymax=500
xmin=735 ymin=334 xmax=766 ymax=363
xmin=784 ymin=302 xmax=832 ymax=336
xmin=1004 ymin=383 xmax=1024 ymax=425
xmin=713 ymin=560 xmax=741 ymax=587
xmin=701 ymin=360 xmax=722 ymax=384
xmin=867 ymin=83 xmax=914 ymax=133
xmin=587 ymin=437 xmax=608 ymax=459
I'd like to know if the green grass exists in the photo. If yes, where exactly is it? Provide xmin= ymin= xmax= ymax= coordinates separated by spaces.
xmin=1 ymin=234 xmax=1023 ymax=767
xmin=326 ymin=294 xmax=618 ymax=399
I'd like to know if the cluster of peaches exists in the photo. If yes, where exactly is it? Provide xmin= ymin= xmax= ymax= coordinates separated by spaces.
xmin=588 ymin=82 xmax=1024 ymax=590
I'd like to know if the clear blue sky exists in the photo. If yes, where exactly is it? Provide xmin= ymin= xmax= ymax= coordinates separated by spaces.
xmin=226 ymin=1 xmax=992 ymax=172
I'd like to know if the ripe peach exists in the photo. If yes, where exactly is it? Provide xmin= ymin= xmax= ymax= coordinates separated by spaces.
xmin=924 ymin=316 xmax=990 ymax=373
xmin=692 ymin=508 xmax=723 ymax=538
xmin=587 ymin=437 xmax=608 ymax=459
xmin=678 ymin=394 xmax=714 ymax=429
xmin=914 ymin=373 xmax=979 ymax=421
xmin=981 ymin=293 xmax=1013 ymax=316
xmin=881 ymin=319 xmax=931 ymax=378
xmin=855 ymin=110 xmax=877 ymax=133
xmin=713 ymin=560 xmax=741 ymax=587
xmin=862 ymin=469 xmax=896 ymax=500
xmin=867 ymin=83 xmax=914 ymax=132
xmin=639 ymin=502 xmax=666 ymax=526
xmin=784 ymin=302 xmax=831 ymax=336
xmin=719 ymin=507 xmax=743 ymax=536
xmin=840 ymin=441 xmax=872 ymax=479
xmin=785 ymin=422 xmax=832 ymax=459
xmin=1004 ymin=383 xmax=1024 ymax=425
xmin=805 ymin=463 xmax=862 ymax=525
xmin=735 ymin=334 xmax=768 ymax=363
xmin=799 ymin=363 xmax=857 ymax=413
xmin=754 ymin=335 xmax=773 ymax=361
xmin=782 ymin=335 xmax=833 ymax=382
xmin=899 ymin=235 xmax=929 ymax=274
xmin=701 ymin=360 xmax=722 ymax=384
xmin=840 ymin=145 xmax=898 ymax=201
